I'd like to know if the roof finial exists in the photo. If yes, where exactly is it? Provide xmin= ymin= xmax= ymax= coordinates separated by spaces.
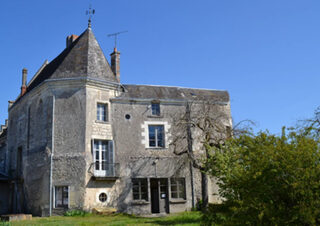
xmin=107 ymin=31 xmax=128 ymax=49
xmin=86 ymin=4 xmax=95 ymax=28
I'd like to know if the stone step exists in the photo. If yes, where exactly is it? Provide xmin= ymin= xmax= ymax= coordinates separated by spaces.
xmin=0 ymin=214 xmax=32 ymax=222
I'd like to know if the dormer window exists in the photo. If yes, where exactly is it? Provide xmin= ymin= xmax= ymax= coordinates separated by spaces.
xmin=151 ymin=103 xmax=160 ymax=116
xmin=97 ymin=103 xmax=108 ymax=122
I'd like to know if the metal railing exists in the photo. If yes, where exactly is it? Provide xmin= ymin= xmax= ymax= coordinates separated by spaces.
xmin=89 ymin=162 xmax=120 ymax=178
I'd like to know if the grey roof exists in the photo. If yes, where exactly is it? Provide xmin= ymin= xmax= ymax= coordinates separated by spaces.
xmin=27 ymin=28 xmax=117 ymax=92
xmin=116 ymin=85 xmax=229 ymax=102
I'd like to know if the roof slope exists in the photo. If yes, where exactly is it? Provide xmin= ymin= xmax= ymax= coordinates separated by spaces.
xmin=117 ymin=85 xmax=229 ymax=102
xmin=27 ymin=28 xmax=117 ymax=92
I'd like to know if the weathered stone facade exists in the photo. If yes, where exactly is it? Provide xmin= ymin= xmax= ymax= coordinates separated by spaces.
xmin=0 ymin=26 xmax=232 ymax=216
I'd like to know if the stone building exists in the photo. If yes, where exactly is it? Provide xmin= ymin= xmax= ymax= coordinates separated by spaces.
xmin=0 ymin=25 xmax=231 ymax=216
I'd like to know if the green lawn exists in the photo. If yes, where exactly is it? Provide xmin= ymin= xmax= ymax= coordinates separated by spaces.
xmin=1 ymin=211 xmax=202 ymax=226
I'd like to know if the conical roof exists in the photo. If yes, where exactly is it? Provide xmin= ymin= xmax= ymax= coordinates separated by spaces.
xmin=27 ymin=28 xmax=117 ymax=92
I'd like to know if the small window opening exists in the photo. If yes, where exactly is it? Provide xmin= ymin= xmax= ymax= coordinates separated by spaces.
xmin=97 ymin=103 xmax=108 ymax=122
xmin=99 ymin=193 xmax=107 ymax=202
xmin=151 ymin=103 xmax=160 ymax=116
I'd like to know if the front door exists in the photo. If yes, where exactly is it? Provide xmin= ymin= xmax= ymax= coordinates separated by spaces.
xmin=150 ymin=178 xmax=169 ymax=214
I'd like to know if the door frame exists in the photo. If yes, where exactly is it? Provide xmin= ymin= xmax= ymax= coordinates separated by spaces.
xmin=150 ymin=178 xmax=169 ymax=214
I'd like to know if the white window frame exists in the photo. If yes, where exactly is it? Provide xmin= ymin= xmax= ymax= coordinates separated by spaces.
xmin=96 ymin=103 xmax=108 ymax=122
xmin=92 ymin=139 xmax=114 ymax=177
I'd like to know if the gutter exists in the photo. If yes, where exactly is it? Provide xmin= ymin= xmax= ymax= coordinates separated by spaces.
xmin=49 ymin=95 xmax=55 ymax=216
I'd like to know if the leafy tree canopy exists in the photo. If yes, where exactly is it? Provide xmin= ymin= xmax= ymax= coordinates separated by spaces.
xmin=204 ymin=126 xmax=320 ymax=225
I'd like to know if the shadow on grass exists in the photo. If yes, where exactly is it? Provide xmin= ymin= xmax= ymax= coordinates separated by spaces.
xmin=145 ymin=213 xmax=201 ymax=225
xmin=146 ymin=218 xmax=200 ymax=225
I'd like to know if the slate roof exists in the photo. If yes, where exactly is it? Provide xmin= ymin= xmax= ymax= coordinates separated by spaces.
xmin=116 ymin=85 xmax=229 ymax=102
xmin=27 ymin=28 xmax=117 ymax=93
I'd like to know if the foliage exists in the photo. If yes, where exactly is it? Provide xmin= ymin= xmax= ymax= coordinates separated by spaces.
xmin=9 ymin=211 xmax=201 ymax=226
xmin=203 ymin=128 xmax=320 ymax=225
xmin=64 ymin=209 xmax=89 ymax=217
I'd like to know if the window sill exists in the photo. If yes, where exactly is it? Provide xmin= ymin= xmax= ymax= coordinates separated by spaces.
xmin=169 ymin=199 xmax=187 ymax=204
xmin=95 ymin=120 xmax=109 ymax=124
xmin=53 ymin=207 xmax=69 ymax=209
xmin=131 ymin=200 xmax=150 ymax=205
xmin=147 ymin=115 xmax=163 ymax=118
xmin=146 ymin=147 xmax=168 ymax=150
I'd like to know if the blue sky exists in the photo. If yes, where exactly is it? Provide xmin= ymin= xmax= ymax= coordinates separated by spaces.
xmin=0 ymin=0 xmax=319 ymax=134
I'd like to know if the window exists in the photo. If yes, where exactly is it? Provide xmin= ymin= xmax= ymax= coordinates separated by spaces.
xmin=97 ymin=103 xmax=108 ymax=122
xmin=170 ymin=178 xmax=186 ymax=199
xmin=148 ymin=125 xmax=165 ymax=148
xmin=151 ymin=103 xmax=160 ymax=116
xmin=132 ymin=178 xmax=148 ymax=201
xmin=93 ymin=140 xmax=114 ymax=177
xmin=55 ymin=186 xmax=69 ymax=208
xmin=99 ymin=193 xmax=107 ymax=202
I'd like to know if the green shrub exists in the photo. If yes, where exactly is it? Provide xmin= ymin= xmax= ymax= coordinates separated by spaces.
xmin=203 ymin=128 xmax=320 ymax=225
xmin=64 ymin=209 xmax=88 ymax=217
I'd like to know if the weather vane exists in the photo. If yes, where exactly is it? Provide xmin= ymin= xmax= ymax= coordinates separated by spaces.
xmin=107 ymin=31 xmax=128 ymax=49
xmin=86 ymin=4 xmax=95 ymax=28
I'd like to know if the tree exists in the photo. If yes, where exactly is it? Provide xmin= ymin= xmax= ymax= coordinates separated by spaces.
xmin=203 ymin=126 xmax=320 ymax=225
xmin=170 ymin=101 xmax=231 ymax=209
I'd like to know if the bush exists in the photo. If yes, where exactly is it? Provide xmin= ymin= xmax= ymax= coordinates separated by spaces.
xmin=203 ymin=129 xmax=320 ymax=225
xmin=64 ymin=209 xmax=88 ymax=217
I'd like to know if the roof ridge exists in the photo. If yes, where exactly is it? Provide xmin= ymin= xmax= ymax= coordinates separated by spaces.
xmin=123 ymin=84 xmax=228 ymax=92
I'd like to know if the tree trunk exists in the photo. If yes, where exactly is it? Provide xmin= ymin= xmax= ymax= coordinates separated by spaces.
xmin=201 ymin=172 xmax=208 ymax=210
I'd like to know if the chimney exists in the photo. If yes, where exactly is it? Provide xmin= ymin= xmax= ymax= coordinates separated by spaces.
xmin=21 ymin=68 xmax=27 ymax=96
xmin=110 ymin=48 xmax=120 ymax=82
xmin=66 ymin=34 xmax=79 ymax=48
xmin=8 ymin=101 xmax=14 ymax=109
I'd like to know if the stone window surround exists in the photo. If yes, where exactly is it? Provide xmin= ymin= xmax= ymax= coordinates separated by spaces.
xmin=96 ymin=189 xmax=109 ymax=204
xmin=141 ymin=121 xmax=171 ymax=149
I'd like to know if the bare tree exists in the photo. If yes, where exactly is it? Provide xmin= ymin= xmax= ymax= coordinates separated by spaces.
xmin=170 ymin=100 xmax=231 ymax=209
xmin=294 ymin=107 xmax=320 ymax=138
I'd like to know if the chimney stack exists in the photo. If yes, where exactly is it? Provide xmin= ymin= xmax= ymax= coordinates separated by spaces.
xmin=110 ymin=48 xmax=120 ymax=82
xmin=66 ymin=34 xmax=79 ymax=48
xmin=21 ymin=68 xmax=27 ymax=96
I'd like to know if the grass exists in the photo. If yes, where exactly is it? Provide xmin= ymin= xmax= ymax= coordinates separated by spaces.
xmin=1 ymin=211 xmax=201 ymax=226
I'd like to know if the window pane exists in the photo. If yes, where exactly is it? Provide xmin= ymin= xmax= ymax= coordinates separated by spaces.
xmin=133 ymin=193 xmax=139 ymax=200
xmin=172 ymin=192 xmax=178 ymax=198
xmin=152 ymin=103 xmax=160 ymax=115
xmin=97 ymin=104 xmax=107 ymax=121
xmin=95 ymin=161 xmax=99 ymax=170
xmin=102 ymin=151 xmax=106 ymax=160
xmin=101 ymin=161 xmax=106 ymax=170
xmin=55 ymin=186 xmax=68 ymax=207
xmin=132 ymin=178 xmax=148 ymax=201
xmin=149 ymin=125 xmax=165 ymax=148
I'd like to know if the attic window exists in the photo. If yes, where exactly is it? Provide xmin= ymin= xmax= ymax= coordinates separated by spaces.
xmin=151 ymin=103 xmax=160 ymax=116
